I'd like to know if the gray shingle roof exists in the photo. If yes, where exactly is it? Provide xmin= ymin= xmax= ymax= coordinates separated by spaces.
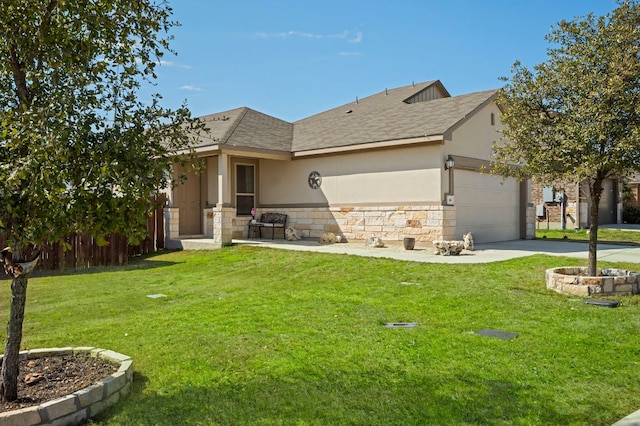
xmin=194 ymin=107 xmax=293 ymax=152
xmin=193 ymin=81 xmax=498 ymax=154
xmin=292 ymin=81 xmax=498 ymax=152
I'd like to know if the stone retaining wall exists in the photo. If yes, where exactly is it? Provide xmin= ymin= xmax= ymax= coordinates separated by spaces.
xmin=546 ymin=267 xmax=640 ymax=297
xmin=0 ymin=347 xmax=133 ymax=426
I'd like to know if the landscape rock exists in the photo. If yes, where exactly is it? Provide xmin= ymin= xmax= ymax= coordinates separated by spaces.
xmin=463 ymin=232 xmax=474 ymax=251
xmin=365 ymin=235 xmax=386 ymax=248
xmin=319 ymin=232 xmax=337 ymax=244
xmin=433 ymin=240 xmax=465 ymax=256
xmin=285 ymin=227 xmax=301 ymax=241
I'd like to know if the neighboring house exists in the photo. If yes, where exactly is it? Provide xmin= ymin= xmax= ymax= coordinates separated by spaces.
xmin=624 ymin=173 xmax=640 ymax=207
xmin=164 ymin=80 xmax=534 ymax=248
xmin=530 ymin=179 xmax=622 ymax=230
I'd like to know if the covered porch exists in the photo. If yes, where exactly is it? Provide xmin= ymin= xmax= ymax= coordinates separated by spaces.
xmin=164 ymin=149 xmax=290 ymax=249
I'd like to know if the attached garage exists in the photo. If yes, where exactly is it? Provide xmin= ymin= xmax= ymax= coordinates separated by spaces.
xmin=455 ymin=170 xmax=521 ymax=243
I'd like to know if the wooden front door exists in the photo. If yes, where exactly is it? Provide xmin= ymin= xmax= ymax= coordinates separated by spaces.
xmin=174 ymin=165 xmax=202 ymax=235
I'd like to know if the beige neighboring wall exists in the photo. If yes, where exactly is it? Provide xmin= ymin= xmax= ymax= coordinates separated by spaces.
xmin=259 ymin=144 xmax=444 ymax=206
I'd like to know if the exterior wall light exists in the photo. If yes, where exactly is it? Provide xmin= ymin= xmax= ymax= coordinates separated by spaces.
xmin=444 ymin=156 xmax=455 ymax=205
xmin=445 ymin=156 xmax=455 ymax=170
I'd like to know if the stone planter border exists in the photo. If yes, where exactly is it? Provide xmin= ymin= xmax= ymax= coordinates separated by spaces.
xmin=0 ymin=347 xmax=133 ymax=426
xmin=546 ymin=267 xmax=640 ymax=297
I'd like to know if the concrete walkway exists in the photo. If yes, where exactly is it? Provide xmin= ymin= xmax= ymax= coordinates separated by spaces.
xmin=175 ymin=223 xmax=640 ymax=265
xmin=171 ymin=223 xmax=640 ymax=264
xmin=216 ymin=237 xmax=640 ymax=264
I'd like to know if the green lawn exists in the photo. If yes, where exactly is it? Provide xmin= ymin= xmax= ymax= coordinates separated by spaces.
xmin=5 ymin=246 xmax=640 ymax=425
xmin=536 ymin=227 xmax=640 ymax=244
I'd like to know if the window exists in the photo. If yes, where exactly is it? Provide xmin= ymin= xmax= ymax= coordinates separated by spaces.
xmin=236 ymin=164 xmax=255 ymax=215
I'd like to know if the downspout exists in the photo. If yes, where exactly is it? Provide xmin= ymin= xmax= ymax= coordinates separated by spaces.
xmin=560 ymin=193 xmax=566 ymax=230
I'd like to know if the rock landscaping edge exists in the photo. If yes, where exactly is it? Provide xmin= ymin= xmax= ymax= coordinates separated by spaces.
xmin=546 ymin=267 xmax=640 ymax=297
xmin=0 ymin=347 xmax=133 ymax=426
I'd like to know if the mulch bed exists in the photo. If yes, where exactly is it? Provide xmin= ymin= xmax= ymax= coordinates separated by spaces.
xmin=0 ymin=353 xmax=117 ymax=412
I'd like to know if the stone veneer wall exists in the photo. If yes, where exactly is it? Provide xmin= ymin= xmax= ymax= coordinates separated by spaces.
xmin=205 ymin=206 xmax=235 ymax=246
xmin=164 ymin=207 xmax=179 ymax=242
xmin=165 ymin=206 xmax=235 ymax=248
xmin=0 ymin=347 xmax=133 ymax=426
xmin=168 ymin=205 xmax=457 ymax=244
xmin=233 ymin=205 xmax=456 ymax=242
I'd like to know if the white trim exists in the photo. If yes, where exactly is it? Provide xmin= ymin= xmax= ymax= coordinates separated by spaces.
xmin=174 ymin=145 xmax=291 ymax=161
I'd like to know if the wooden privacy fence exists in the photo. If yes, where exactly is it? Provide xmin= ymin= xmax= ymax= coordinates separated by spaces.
xmin=0 ymin=195 xmax=165 ymax=271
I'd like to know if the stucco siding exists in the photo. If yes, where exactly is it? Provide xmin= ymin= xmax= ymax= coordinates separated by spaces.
xmin=455 ymin=170 xmax=520 ymax=242
xmin=260 ymin=145 xmax=444 ymax=206
xmin=448 ymin=102 xmax=502 ymax=161
xmin=205 ymin=156 xmax=219 ymax=206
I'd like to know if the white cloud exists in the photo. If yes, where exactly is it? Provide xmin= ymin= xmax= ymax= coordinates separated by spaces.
xmin=156 ymin=60 xmax=193 ymax=69
xmin=339 ymin=51 xmax=362 ymax=57
xmin=179 ymin=85 xmax=202 ymax=92
xmin=256 ymin=29 xmax=363 ymax=44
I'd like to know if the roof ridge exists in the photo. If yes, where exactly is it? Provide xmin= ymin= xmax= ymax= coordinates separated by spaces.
xmin=291 ymin=84 xmax=498 ymax=152
xmin=222 ymin=107 xmax=250 ymax=144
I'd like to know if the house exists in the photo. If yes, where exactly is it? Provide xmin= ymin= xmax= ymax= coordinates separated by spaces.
xmin=163 ymin=80 xmax=535 ymax=248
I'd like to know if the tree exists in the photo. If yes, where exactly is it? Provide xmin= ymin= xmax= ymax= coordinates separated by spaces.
xmin=0 ymin=1 xmax=203 ymax=401
xmin=493 ymin=0 xmax=640 ymax=276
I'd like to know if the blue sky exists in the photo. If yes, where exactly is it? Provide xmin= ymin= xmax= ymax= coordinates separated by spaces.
xmin=150 ymin=1 xmax=620 ymax=122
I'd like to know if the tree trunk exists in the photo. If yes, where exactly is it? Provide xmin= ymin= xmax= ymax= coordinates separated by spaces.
xmin=0 ymin=273 xmax=28 ymax=402
xmin=588 ymin=180 xmax=604 ymax=277
xmin=588 ymin=204 xmax=599 ymax=276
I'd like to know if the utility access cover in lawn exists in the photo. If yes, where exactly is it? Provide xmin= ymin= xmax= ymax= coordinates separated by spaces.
xmin=385 ymin=322 xmax=418 ymax=328
xmin=475 ymin=328 xmax=519 ymax=340
xmin=584 ymin=299 xmax=620 ymax=308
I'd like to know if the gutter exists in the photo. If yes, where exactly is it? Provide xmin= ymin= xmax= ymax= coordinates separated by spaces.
xmin=292 ymin=135 xmax=444 ymax=158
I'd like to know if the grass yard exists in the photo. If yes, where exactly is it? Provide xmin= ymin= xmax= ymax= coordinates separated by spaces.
xmin=3 ymin=246 xmax=640 ymax=425
xmin=536 ymin=227 xmax=640 ymax=244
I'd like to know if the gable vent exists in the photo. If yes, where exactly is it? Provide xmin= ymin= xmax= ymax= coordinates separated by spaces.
xmin=404 ymin=86 xmax=446 ymax=104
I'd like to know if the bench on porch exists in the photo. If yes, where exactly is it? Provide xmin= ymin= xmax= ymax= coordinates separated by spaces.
xmin=253 ymin=212 xmax=287 ymax=239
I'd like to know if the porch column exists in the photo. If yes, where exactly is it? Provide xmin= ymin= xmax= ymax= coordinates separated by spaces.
xmin=163 ymin=207 xmax=181 ymax=249
xmin=217 ymin=153 xmax=231 ymax=207
xmin=217 ymin=153 xmax=234 ymax=245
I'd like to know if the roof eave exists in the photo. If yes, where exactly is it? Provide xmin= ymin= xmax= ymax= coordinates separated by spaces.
xmin=292 ymin=135 xmax=444 ymax=158
xmin=173 ymin=144 xmax=291 ymax=160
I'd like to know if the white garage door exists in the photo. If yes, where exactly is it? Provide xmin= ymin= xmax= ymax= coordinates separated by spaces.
xmin=455 ymin=170 xmax=520 ymax=243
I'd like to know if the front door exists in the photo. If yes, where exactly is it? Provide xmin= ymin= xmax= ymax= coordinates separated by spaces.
xmin=174 ymin=164 xmax=202 ymax=235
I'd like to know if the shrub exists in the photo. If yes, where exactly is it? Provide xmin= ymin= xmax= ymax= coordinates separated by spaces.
xmin=623 ymin=206 xmax=640 ymax=224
